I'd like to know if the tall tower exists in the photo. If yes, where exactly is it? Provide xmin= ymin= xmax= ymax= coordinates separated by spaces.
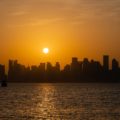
xmin=112 ymin=59 xmax=119 ymax=71
xmin=0 ymin=65 xmax=5 ymax=78
xmin=55 ymin=62 xmax=60 ymax=72
xmin=103 ymin=55 xmax=109 ymax=71
xmin=71 ymin=57 xmax=79 ymax=72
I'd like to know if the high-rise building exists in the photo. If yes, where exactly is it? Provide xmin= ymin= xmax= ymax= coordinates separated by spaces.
xmin=72 ymin=57 xmax=78 ymax=64
xmin=9 ymin=60 xmax=14 ymax=72
xmin=82 ymin=58 xmax=89 ymax=73
xmin=0 ymin=65 xmax=5 ymax=80
xmin=8 ymin=60 xmax=14 ymax=80
xmin=46 ymin=62 xmax=53 ymax=72
xmin=0 ymin=65 xmax=5 ymax=75
xmin=71 ymin=57 xmax=79 ymax=72
xmin=55 ymin=62 xmax=60 ymax=72
xmin=64 ymin=64 xmax=71 ymax=72
xmin=112 ymin=59 xmax=119 ymax=71
xmin=103 ymin=55 xmax=109 ymax=71
xmin=39 ymin=63 xmax=46 ymax=72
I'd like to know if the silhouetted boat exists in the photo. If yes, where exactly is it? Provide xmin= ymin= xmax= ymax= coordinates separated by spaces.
xmin=1 ymin=80 xmax=7 ymax=87
xmin=1 ymin=75 xmax=7 ymax=87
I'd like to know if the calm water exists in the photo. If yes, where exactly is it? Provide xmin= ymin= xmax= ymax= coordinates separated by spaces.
xmin=0 ymin=83 xmax=120 ymax=120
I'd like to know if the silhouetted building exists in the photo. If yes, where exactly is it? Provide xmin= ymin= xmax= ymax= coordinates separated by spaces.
xmin=64 ymin=64 xmax=71 ymax=72
xmin=6 ymin=55 xmax=120 ymax=83
xmin=9 ymin=60 xmax=14 ymax=71
xmin=0 ymin=64 xmax=8 ymax=87
xmin=72 ymin=57 xmax=78 ymax=64
xmin=62 ymin=64 xmax=71 ymax=81
xmin=112 ymin=59 xmax=119 ymax=71
xmin=0 ymin=65 xmax=5 ymax=80
xmin=46 ymin=62 xmax=53 ymax=72
xmin=0 ymin=65 xmax=5 ymax=75
xmin=8 ymin=60 xmax=27 ymax=82
xmin=8 ymin=60 xmax=14 ymax=81
xmin=31 ymin=65 xmax=38 ymax=71
xmin=71 ymin=57 xmax=81 ymax=79
xmin=82 ymin=58 xmax=90 ymax=73
xmin=39 ymin=63 xmax=46 ymax=72
xmin=55 ymin=62 xmax=60 ymax=72
xmin=71 ymin=57 xmax=79 ymax=72
xmin=103 ymin=55 xmax=109 ymax=71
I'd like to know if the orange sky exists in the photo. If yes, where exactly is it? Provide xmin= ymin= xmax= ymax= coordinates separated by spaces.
xmin=0 ymin=0 xmax=120 ymax=68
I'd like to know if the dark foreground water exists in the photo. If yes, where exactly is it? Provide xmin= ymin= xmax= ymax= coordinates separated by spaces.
xmin=0 ymin=83 xmax=120 ymax=120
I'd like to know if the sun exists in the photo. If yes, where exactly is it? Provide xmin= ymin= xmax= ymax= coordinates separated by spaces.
xmin=43 ymin=48 xmax=49 ymax=54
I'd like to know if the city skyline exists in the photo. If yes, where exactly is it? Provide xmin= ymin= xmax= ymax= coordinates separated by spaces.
xmin=0 ymin=55 xmax=120 ymax=83
xmin=6 ymin=55 xmax=120 ymax=71
xmin=0 ymin=55 xmax=120 ymax=72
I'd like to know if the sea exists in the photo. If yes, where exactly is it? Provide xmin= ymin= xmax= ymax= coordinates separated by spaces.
xmin=0 ymin=83 xmax=120 ymax=120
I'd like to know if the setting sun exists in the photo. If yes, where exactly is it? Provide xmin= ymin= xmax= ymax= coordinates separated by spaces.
xmin=43 ymin=48 xmax=49 ymax=54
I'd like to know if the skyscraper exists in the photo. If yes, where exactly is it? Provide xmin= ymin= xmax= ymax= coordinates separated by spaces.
xmin=71 ymin=57 xmax=79 ymax=72
xmin=39 ymin=63 xmax=46 ymax=72
xmin=82 ymin=58 xmax=90 ymax=73
xmin=0 ymin=65 xmax=5 ymax=81
xmin=112 ymin=59 xmax=119 ymax=71
xmin=0 ymin=65 xmax=5 ymax=76
xmin=103 ymin=55 xmax=109 ymax=71
xmin=55 ymin=62 xmax=60 ymax=72
xmin=46 ymin=62 xmax=53 ymax=72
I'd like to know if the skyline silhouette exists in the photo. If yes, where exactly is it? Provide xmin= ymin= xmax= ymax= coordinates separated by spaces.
xmin=0 ymin=55 xmax=120 ymax=83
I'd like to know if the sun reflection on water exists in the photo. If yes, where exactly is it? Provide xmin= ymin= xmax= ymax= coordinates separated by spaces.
xmin=0 ymin=83 xmax=120 ymax=119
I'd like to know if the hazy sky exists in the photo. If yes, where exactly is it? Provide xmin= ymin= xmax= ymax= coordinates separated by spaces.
xmin=0 ymin=0 xmax=120 ymax=67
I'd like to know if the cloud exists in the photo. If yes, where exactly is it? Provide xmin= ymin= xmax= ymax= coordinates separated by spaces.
xmin=7 ymin=17 xmax=64 ymax=28
xmin=10 ymin=11 xmax=28 ymax=16
xmin=1 ymin=0 xmax=120 ymax=27
xmin=29 ymin=18 xmax=64 ymax=26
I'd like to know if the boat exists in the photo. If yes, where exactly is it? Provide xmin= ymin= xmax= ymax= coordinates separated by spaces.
xmin=1 ymin=75 xmax=7 ymax=87
xmin=1 ymin=80 xmax=7 ymax=87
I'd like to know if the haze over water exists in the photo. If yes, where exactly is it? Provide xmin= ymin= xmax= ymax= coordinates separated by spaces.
xmin=0 ymin=83 xmax=120 ymax=120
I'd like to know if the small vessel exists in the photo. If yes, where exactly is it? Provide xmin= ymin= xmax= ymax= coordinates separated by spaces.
xmin=1 ymin=75 xmax=7 ymax=87
xmin=1 ymin=80 xmax=7 ymax=87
